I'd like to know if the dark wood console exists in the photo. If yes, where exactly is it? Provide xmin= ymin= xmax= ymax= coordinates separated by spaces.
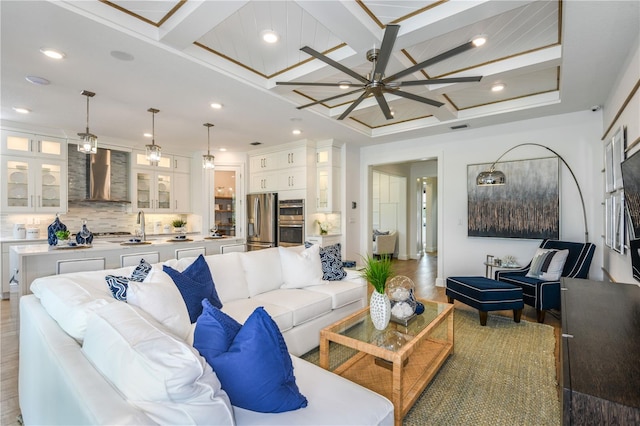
xmin=561 ymin=278 xmax=640 ymax=424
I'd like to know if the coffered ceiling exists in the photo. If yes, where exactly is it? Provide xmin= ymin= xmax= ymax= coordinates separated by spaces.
xmin=1 ymin=1 xmax=638 ymax=153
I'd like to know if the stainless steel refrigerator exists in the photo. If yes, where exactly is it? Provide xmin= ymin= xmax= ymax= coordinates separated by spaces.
xmin=246 ymin=193 xmax=278 ymax=251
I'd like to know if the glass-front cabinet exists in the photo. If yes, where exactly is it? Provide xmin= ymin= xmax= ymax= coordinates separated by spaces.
xmin=2 ymin=157 xmax=66 ymax=213
xmin=134 ymin=171 xmax=172 ymax=212
xmin=213 ymin=170 xmax=237 ymax=236
xmin=1 ymin=130 xmax=66 ymax=159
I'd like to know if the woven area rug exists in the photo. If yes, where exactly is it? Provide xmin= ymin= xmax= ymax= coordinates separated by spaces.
xmin=301 ymin=309 xmax=560 ymax=425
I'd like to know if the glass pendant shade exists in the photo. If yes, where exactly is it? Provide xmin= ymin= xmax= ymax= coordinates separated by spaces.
xmin=202 ymin=123 xmax=215 ymax=169
xmin=77 ymin=90 xmax=97 ymax=154
xmin=146 ymin=108 xmax=161 ymax=165
xmin=476 ymin=169 xmax=506 ymax=185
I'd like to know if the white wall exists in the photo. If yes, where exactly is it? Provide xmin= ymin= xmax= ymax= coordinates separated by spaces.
xmin=601 ymin=33 xmax=640 ymax=284
xmin=342 ymin=143 xmax=361 ymax=263
xmin=360 ymin=110 xmax=603 ymax=286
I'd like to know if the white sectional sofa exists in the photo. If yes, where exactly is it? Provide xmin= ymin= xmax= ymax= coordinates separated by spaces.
xmin=19 ymin=245 xmax=394 ymax=425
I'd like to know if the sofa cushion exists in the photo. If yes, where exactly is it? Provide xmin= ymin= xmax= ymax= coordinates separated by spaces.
xmin=126 ymin=269 xmax=192 ymax=341
xmin=194 ymin=299 xmax=242 ymax=359
xmin=526 ymin=248 xmax=569 ymax=280
xmin=305 ymin=242 xmax=347 ymax=281
xmin=253 ymin=289 xmax=332 ymax=326
xmin=279 ymin=245 xmax=323 ymax=289
xmin=197 ymin=306 xmax=307 ymax=413
xmin=82 ymin=302 xmax=234 ymax=425
xmin=205 ymin=252 xmax=250 ymax=303
xmin=240 ymin=247 xmax=284 ymax=297
xmin=305 ymin=280 xmax=367 ymax=309
xmin=163 ymin=254 xmax=222 ymax=323
xmin=222 ymin=298 xmax=294 ymax=332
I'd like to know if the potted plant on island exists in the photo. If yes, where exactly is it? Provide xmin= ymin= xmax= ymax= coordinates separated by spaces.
xmin=360 ymin=254 xmax=394 ymax=330
xmin=172 ymin=218 xmax=187 ymax=233
xmin=55 ymin=230 xmax=70 ymax=246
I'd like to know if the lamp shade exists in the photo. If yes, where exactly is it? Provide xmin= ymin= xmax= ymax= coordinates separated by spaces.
xmin=476 ymin=169 xmax=506 ymax=185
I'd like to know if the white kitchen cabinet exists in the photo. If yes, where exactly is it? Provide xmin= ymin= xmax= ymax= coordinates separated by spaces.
xmin=250 ymin=152 xmax=278 ymax=172
xmin=172 ymin=172 xmax=191 ymax=212
xmin=1 ymin=130 xmax=66 ymax=159
xmin=133 ymin=150 xmax=172 ymax=169
xmin=172 ymin=155 xmax=191 ymax=174
xmin=133 ymin=170 xmax=173 ymax=213
xmin=278 ymin=167 xmax=307 ymax=191
xmin=249 ymin=171 xmax=278 ymax=193
xmin=315 ymin=141 xmax=341 ymax=212
xmin=2 ymin=238 xmax=47 ymax=299
xmin=1 ymin=156 xmax=67 ymax=213
xmin=278 ymin=146 xmax=307 ymax=169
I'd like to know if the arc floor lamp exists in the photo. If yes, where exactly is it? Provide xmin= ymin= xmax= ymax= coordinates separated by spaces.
xmin=476 ymin=143 xmax=589 ymax=243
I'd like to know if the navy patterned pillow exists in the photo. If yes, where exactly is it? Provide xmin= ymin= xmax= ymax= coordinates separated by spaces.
xmin=105 ymin=259 xmax=152 ymax=301
xmin=304 ymin=242 xmax=347 ymax=281
xmin=105 ymin=275 xmax=129 ymax=301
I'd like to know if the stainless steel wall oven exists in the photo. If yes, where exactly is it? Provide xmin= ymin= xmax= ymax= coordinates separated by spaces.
xmin=278 ymin=199 xmax=304 ymax=247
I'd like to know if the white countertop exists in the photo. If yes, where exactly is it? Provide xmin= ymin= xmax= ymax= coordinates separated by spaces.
xmin=10 ymin=236 xmax=240 ymax=256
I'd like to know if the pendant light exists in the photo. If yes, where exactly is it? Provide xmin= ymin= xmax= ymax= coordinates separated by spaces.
xmin=77 ymin=90 xmax=97 ymax=154
xmin=145 ymin=108 xmax=161 ymax=165
xmin=202 ymin=123 xmax=215 ymax=169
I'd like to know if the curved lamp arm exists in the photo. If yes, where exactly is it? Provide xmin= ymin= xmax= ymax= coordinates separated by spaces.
xmin=481 ymin=142 xmax=589 ymax=243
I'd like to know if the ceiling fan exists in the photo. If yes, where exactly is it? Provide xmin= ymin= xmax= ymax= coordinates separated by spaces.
xmin=276 ymin=24 xmax=484 ymax=120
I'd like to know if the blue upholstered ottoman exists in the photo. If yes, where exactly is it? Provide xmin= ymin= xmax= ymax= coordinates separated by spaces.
xmin=446 ymin=276 xmax=524 ymax=326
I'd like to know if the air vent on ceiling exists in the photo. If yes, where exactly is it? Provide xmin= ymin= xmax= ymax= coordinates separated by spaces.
xmin=451 ymin=124 xmax=469 ymax=130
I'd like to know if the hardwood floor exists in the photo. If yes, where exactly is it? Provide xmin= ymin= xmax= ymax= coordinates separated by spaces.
xmin=0 ymin=254 xmax=561 ymax=425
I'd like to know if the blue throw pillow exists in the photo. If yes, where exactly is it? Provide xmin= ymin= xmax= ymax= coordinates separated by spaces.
xmin=194 ymin=299 xmax=241 ymax=358
xmin=163 ymin=254 xmax=222 ymax=323
xmin=305 ymin=242 xmax=347 ymax=281
xmin=105 ymin=259 xmax=152 ymax=300
xmin=196 ymin=307 xmax=307 ymax=413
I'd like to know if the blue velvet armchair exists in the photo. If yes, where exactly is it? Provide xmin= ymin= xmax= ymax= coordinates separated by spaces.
xmin=495 ymin=239 xmax=595 ymax=323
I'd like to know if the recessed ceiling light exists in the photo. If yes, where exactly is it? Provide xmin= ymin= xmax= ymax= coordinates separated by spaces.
xmin=13 ymin=107 xmax=31 ymax=114
xmin=292 ymin=129 xmax=302 ymax=135
xmin=143 ymin=133 xmax=153 ymax=138
xmin=261 ymin=30 xmax=279 ymax=44
xmin=211 ymin=102 xmax=223 ymax=109
xmin=39 ymin=48 xmax=65 ymax=59
xmin=338 ymin=81 xmax=351 ymax=90
xmin=491 ymin=83 xmax=505 ymax=92
xmin=25 ymin=75 xmax=50 ymax=85
xmin=472 ymin=36 xmax=487 ymax=47
xmin=219 ymin=148 xmax=227 ymax=152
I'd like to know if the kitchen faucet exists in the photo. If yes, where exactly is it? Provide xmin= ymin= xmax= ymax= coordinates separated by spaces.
xmin=136 ymin=210 xmax=145 ymax=241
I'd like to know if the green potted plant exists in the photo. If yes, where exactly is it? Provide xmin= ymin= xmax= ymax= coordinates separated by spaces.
xmin=172 ymin=218 xmax=186 ymax=231
xmin=55 ymin=230 xmax=70 ymax=246
xmin=360 ymin=254 xmax=394 ymax=330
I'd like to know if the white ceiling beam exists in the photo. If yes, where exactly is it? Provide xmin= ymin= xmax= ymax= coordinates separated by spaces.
xmin=159 ymin=1 xmax=248 ymax=50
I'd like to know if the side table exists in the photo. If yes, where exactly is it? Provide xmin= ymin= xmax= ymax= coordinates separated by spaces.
xmin=484 ymin=255 xmax=520 ymax=278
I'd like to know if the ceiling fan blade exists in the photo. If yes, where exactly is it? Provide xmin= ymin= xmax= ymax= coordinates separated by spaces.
xmin=389 ymin=89 xmax=444 ymax=107
xmin=398 ymin=76 xmax=483 ymax=86
xmin=301 ymin=46 xmax=369 ymax=84
xmin=373 ymin=24 xmax=399 ymax=79
xmin=338 ymin=91 xmax=369 ymax=120
xmin=383 ymin=40 xmax=476 ymax=83
xmin=276 ymin=82 xmax=365 ymax=87
xmin=297 ymin=88 xmax=365 ymax=109
xmin=375 ymin=93 xmax=393 ymax=120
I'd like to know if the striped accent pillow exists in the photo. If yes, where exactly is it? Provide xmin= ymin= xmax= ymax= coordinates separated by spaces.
xmin=526 ymin=248 xmax=569 ymax=280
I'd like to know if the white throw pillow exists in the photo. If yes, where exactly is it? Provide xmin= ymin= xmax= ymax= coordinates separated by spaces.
xmin=279 ymin=245 xmax=323 ymax=288
xmin=206 ymin=252 xmax=250 ymax=303
xmin=126 ymin=268 xmax=192 ymax=342
xmin=526 ymin=248 xmax=569 ymax=280
xmin=240 ymin=247 xmax=284 ymax=297
xmin=82 ymin=302 xmax=234 ymax=425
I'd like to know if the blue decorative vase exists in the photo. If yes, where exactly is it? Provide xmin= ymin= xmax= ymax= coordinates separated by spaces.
xmin=76 ymin=223 xmax=94 ymax=245
xmin=47 ymin=214 xmax=67 ymax=246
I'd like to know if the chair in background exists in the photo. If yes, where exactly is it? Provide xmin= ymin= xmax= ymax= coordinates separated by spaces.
xmin=495 ymin=239 xmax=595 ymax=323
xmin=373 ymin=230 xmax=397 ymax=258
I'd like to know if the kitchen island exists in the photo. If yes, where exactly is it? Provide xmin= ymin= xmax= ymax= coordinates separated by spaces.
xmin=11 ymin=235 xmax=243 ymax=298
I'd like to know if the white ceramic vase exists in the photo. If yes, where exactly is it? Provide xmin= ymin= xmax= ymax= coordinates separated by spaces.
xmin=370 ymin=291 xmax=391 ymax=330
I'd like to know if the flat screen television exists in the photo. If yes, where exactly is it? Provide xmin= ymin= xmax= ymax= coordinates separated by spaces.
xmin=621 ymin=149 xmax=640 ymax=240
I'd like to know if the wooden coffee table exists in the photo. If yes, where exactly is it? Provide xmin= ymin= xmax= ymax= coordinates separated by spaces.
xmin=319 ymin=299 xmax=454 ymax=426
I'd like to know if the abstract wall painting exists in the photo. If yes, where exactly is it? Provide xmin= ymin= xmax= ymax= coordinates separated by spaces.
xmin=467 ymin=157 xmax=559 ymax=239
